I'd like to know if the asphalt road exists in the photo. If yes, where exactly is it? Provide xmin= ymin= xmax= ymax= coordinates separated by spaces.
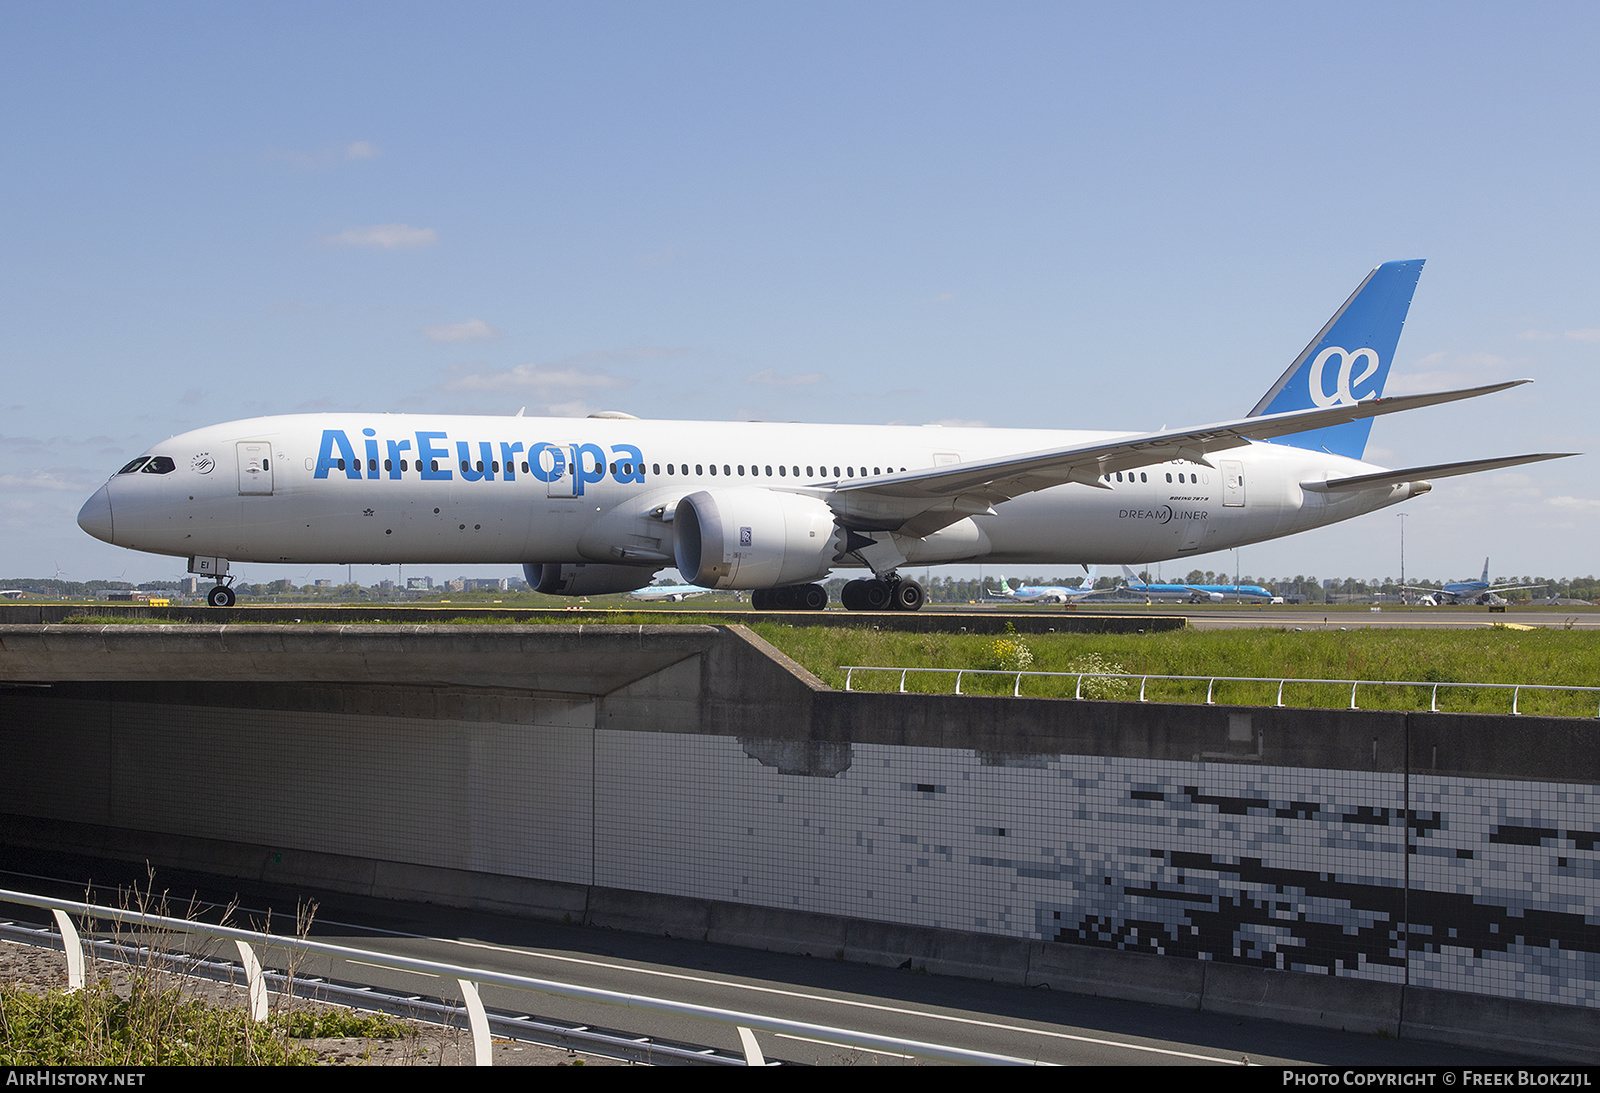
xmin=0 ymin=849 xmax=1541 ymax=1067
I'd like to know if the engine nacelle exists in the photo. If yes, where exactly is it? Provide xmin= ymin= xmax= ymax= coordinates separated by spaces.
xmin=673 ymin=489 xmax=842 ymax=589
xmin=523 ymin=562 xmax=660 ymax=596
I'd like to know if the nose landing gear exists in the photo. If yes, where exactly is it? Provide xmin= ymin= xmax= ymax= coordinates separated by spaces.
xmin=190 ymin=556 xmax=235 ymax=607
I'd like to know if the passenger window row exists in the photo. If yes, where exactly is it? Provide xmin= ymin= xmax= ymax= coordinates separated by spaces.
xmin=1101 ymin=468 xmax=1210 ymax=485
xmin=342 ymin=459 xmax=913 ymax=480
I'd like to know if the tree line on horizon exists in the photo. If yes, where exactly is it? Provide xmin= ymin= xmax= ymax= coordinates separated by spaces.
xmin=4 ymin=571 xmax=1598 ymax=604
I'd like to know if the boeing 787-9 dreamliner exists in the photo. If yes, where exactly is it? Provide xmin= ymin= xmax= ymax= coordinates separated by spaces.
xmin=77 ymin=260 xmax=1573 ymax=610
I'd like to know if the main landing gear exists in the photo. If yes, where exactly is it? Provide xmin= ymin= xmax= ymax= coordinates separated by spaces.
xmin=840 ymin=576 xmax=925 ymax=612
xmin=750 ymin=584 xmax=829 ymax=611
xmin=749 ymin=577 xmax=926 ymax=611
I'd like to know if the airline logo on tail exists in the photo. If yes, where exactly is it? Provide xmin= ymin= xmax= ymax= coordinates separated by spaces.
xmin=1307 ymin=346 xmax=1382 ymax=407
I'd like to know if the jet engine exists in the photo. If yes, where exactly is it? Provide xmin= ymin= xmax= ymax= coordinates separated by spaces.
xmin=673 ymin=489 xmax=843 ymax=589
xmin=523 ymin=562 xmax=660 ymax=596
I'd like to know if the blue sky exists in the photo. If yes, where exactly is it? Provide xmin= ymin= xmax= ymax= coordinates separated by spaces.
xmin=3 ymin=3 xmax=1595 ymax=587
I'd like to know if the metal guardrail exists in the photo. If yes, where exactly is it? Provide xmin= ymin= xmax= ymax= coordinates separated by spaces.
xmin=0 ymin=886 xmax=1045 ymax=1067
xmin=841 ymin=666 xmax=1600 ymax=716
xmin=0 ymin=915 xmax=754 ymax=1066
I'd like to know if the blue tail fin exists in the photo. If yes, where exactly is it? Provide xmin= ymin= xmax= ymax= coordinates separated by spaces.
xmin=1249 ymin=259 xmax=1425 ymax=459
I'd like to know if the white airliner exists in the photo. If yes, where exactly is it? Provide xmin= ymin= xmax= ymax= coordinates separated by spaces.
xmin=985 ymin=568 xmax=1104 ymax=605
xmin=77 ymin=260 xmax=1573 ymax=610
xmin=629 ymin=581 xmax=720 ymax=603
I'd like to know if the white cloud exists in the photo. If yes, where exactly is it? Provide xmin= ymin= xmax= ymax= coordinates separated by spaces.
xmin=1518 ymin=329 xmax=1559 ymax=341
xmin=326 ymin=223 xmax=438 ymax=250
xmin=270 ymin=141 xmax=382 ymax=169
xmin=447 ymin=366 xmax=631 ymax=393
xmin=545 ymin=400 xmax=600 ymax=418
xmin=747 ymin=367 xmax=824 ymax=387
xmin=0 ymin=471 xmax=91 ymax=492
xmin=1549 ymin=495 xmax=1600 ymax=510
xmin=423 ymin=319 xmax=500 ymax=343
xmin=1565 ymin=329 xmax=1600 ymax=342
xmin=1387 ymin=351 xmax=1514 ymax=395
xmin=444 ymin=347 xmax=685 ymax=393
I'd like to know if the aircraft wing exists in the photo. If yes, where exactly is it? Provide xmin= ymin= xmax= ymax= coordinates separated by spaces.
xmin=825 ymin=380 xmax=1532 ymax=533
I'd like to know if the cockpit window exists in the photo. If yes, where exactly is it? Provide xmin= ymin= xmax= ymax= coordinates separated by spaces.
xmin=139 ymin=456 xmax=176 ymax=474
xmin=117 ymin=457 xmax=151 ymax=475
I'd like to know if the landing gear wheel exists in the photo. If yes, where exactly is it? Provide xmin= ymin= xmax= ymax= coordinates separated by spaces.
xmin=771 ymin=586 xmax=796 ymax=610
xmin=799 ymin=583 xmax=828 ymax=610
xmin=751 ymin=589 xmax=771 ymax=610
xmin=206 ymin=585 xmax=235 ymax=608
xmin=841 ymin=578 xmax=890 ymax=611
xmin=889 ymin=579 xmax=925 ymax=611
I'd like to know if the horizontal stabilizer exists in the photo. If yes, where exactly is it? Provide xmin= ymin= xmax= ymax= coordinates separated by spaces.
xmin=1304 ymin=452 xmax=1577 ymax=492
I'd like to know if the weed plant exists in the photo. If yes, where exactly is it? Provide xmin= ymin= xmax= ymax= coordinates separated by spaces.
xmin=0 ymin=873 xmax=410 ymax=1066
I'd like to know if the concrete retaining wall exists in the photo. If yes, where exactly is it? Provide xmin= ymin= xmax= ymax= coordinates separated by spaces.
xmin=1 ymin=622 xmax=1596 ymax=1060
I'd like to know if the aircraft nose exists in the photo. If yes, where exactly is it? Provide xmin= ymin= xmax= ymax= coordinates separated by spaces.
xmin=77 ymin=484 xmax=114 ymax=543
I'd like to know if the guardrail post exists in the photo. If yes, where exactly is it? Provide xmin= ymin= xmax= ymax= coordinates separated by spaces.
xmin=844 ymin=668 xmax=855 ymax=691
xmin=737 ymin=1026 xmax=766 ymax=1066
xmin=234 ymin=940 xmax=269 ymax=1022
xmin=1512 ymin=686 xmax=1521 ymax=716
xmin=1431 ymin=684 xmax=1439 ymax=712
xmin=899 ymin=669 xmax=908 ymax=693
xmin=50 ymin=909 xmax=84 ymax=991
xmin=1074 ymin=674 xmax=1083 ymax=700
xmin=1275 ymin=680 xmax=1285 ymax=707
xmin=955 ymin=670 xmax=964 ymax=695
xmin=458 ymin=978 xmax=493 ymax=1066
xmin=1205 ymin=678 xmax=1215 ymax=705
xmin=1139 ymin=676 xmax=1148 ymax=702
xmin=1013 ymin=672 xmax=1023 ymax=697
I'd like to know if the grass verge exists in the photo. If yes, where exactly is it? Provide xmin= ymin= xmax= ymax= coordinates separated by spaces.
xmin=750 ymin=622 xmax=1600 ymax=716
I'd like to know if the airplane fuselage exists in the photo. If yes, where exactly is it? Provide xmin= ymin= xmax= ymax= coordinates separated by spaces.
xmin=79 ymin=412 xmax=1422 ymax=573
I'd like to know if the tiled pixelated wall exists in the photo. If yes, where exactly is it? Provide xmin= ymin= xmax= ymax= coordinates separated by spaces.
xmin=595 ymin=732 xmax=1600 ymax=1008
xmin=4 ymin=696 xmax=1595 ymax=1007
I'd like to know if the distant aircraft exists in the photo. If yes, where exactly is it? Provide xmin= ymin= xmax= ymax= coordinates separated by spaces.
xmin=986 ymin=568 xmax=1104 ymax=604
xmin=1118 ymin=565 xmax=1274 ymax=603
xmin=78 ymin=259 xmax=1575 ymax=611
xmin=629 ymin=582 xmax=718 ymax=603
xmin=1406 ymin=559 xmax=1544 ymax=606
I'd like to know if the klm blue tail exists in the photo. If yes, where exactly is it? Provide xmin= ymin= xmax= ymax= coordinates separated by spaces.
xmin=1249 ymin=259 xmax=1425 ymax=460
